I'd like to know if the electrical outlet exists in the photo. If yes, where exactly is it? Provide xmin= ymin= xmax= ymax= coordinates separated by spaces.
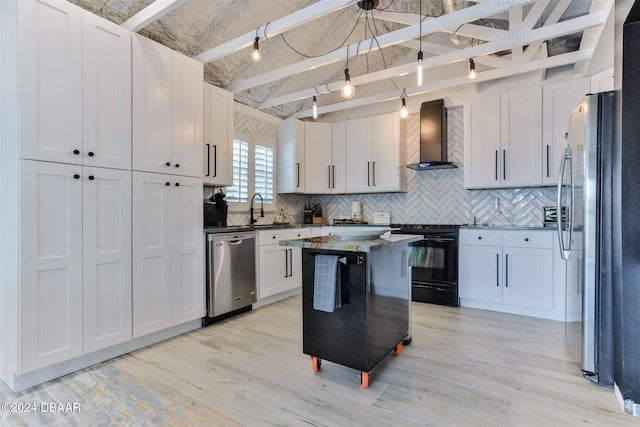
xmin=372 ymin=211 xmax=390 ymax=225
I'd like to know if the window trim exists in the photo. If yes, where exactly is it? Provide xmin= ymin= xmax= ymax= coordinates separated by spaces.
xmin=227 ymin=133 xmax=276 ymax=213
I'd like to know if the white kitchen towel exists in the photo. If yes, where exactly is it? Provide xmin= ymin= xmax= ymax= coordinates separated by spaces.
xmin=313 ymin=255 xmax=341 ymax=313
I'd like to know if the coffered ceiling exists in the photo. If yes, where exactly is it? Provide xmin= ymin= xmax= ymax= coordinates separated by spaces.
xmin=68 ymin=0 xmax=613 ymax=119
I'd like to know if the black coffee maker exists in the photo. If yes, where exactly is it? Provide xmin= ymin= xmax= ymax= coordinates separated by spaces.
xmin=204 ymin=192 xmax=228 ymax=227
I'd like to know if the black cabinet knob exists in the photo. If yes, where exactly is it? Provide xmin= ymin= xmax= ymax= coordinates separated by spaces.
xmin=73 ymin=174 xmax=80 ymax=179
xmin=73 ymin=149 xmax=80 ymax=155
xmin=175 ymin=163 xmax=180 ymax=168
xmin=166 ymin=162 xmax=171 ymax=167
xmin=524 ymin=237 xmax=529 ymax=242
xmin=165 ymin=182 xmax=170 ymax=186
xmin=175 ymin=182 xmax=180 ymax=187
xmin=272 ymin=236 xmax=276 ymax=239
xmin=88 ymin=151 xmax=94 ymax=157
xmin=88 ymin=175 xmax=95 ymax=180
xmin=478 ymin=236 xmax=482 ymax=240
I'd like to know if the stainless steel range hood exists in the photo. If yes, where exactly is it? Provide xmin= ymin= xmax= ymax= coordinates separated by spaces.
xmin=406 ymin=99 xmax=457 ymax=171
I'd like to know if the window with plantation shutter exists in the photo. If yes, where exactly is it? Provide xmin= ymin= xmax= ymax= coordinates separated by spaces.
xmin=227 ymin=138 xmax=275 ymax=210
xmin=254 ymin=144 xmax=274 ymax=203
xmin=226 ymin=140 xmax=249 ymax=203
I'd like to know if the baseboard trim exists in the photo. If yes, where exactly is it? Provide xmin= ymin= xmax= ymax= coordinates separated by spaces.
xmin=9 ymin=320 xmax=201 ymax=392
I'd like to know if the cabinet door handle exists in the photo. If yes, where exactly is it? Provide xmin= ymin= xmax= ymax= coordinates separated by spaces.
xmin=367 ymin=162 xmax=371 ymax=186
xmin=296 ymin=163 xmax=300 ymax=188
xmin=284 ymin=250 xmax=289 ymax=278
xmin=496 ymin=254 xmax=499 ymax=287
xmin=328 ymin=165 xmax=331 ymax=189
xmin=289 ymin=249 xmax=293 ymax=277
xmin=505 ymin=254 xmax=509 ymax=287
xmin=503 ymin=149 xmax=506 ymax=180
xmin=205 ymin=144 xmax=210 ymax=177
xmin=495 ymin=150 xmax=498 ymax=181
xmin=332 ymin=165 xmax=335 ymax=189
xmin=212 ymin=145 xmax=217 ymax=177
xmin=546 ymin=144 xmax=550 ymax=178
xmin=372 ymin=161 xmax=376 ymax=187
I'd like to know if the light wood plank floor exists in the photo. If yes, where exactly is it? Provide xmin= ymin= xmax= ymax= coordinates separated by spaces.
xmin=1 ymin=296 xmax=638 ymax=426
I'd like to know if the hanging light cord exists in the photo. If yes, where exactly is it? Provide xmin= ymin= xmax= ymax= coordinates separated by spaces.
xmin=279 ymin=9 xmax=363 ymax=59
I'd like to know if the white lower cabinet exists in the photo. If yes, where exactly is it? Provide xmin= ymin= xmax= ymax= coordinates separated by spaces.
xmin=132 ymin=172 xmax=204 ymax=338
xmin=19 ymin=160 xmax=132 ymax=373
xmin=257 ymin=229 xmax=311 ymax=300
xmin=459 ymin=229 xmax=558 ymax=319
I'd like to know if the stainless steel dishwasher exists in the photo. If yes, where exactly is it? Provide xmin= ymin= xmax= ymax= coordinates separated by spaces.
xmin=203 ymin=231 xmax=256 ymax=325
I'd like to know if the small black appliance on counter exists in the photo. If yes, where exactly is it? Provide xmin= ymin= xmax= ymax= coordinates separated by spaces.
xmin=204 ymin=192 xmax=228 ymax=227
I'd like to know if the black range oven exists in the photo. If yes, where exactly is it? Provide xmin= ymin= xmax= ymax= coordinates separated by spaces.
xmin=391 ymin=224 xmax=460 ymax=307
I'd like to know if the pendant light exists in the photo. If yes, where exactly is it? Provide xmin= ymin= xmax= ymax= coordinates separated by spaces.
xmin=341 ymin=47 xmax=355 ymax=99
xmin=312 ymin=96 xmax=318 ymax=119
xmin=468 ymin=58 xmax=476 ymax=79
xmin=399 ymin=88 xmax=408 ymax=119
xmin=252 ymin=37 xmax=261 ymax=62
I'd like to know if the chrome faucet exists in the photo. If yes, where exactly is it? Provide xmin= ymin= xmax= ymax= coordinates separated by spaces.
xmin=250 ymin=193 xmax=264 ymax=225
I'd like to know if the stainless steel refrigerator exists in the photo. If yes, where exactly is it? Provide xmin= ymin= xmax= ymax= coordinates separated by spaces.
xmin=557 ymin=92 xmax=614 ymax=385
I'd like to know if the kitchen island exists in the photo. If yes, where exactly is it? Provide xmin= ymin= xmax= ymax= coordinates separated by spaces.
xmin=280 ymin=232 xmax=421 ymax=388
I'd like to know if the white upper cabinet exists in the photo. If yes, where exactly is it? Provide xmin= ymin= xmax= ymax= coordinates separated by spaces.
xmin=500 ymin=88 xmax=542 ymax=187
xmin=331 ymin=122 xmax=347 ymax=193
xmin=346 ymin=113 xmax=406 ymax=193
xmin=18 ymin=0 xmax=83 ymax=165
xmin=304 ymin=122 xmax=333 ymax=194
xmin=278 ymin=118 xmax=305 ymax=193
xmin=464 ymin=88 xmax=542 ymax=189
xmin=346 ymin=117 xmax=372 ymax=193
xmin=371 ymin=112 xmax=406 ymax=193
xmin=542 ymin=78 xmax=591 ymax=185
xmin=464 ymin=94 xmax=501 ymax=188
xmin=203 ymin=83 xmax=234 ymax=186
xmin=82 ymin=12 xmax=132 ymax=170
xmin=171 ymin=53 xmax=203 ymax=178
xmin=132 ymin=34 xmax=203 ymax=178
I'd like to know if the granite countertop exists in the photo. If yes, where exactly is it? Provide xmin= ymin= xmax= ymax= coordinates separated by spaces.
xmin=204 ymin=224 xmax=302 ymax=234
xmin=462 ymin=225 xmax=554 ymax=231
xmin=279 ymin=233 xmax=422 ymax=253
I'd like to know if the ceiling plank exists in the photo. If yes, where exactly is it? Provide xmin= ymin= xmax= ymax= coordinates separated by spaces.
xmin=121 ymin=0 xmax=188 ymax=31
xmin=193 ymin=0 xmax=358 ymax=63
xmin=291 ymin=49 xmax=592 ymax=118
xmin=228 ymin=0 xmax=532 ymax=93
xmin=260 ymin=11 xmax=607 ymax=109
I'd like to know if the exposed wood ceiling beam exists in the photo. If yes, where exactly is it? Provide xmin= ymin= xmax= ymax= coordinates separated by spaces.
xmin=400 ymin=40 xmax=511 ymax=68
xmin=522 ymin=0 xmax=548 ymax=29
xmin=572 ymin=0 xmax=614 ymax=76
xmin=193 ymin=0 xmax=358 ymax=63
xmin=228 ymin=0 xmax=532 ymax=93
xmin=260 ymin=11 xmax=607 ymax=110
xmin=121 ymin=0 xmax=188 ymax=31
xmin=291 ymin=49 xmax=592 ymax=119
xmin=523 ymin=0 xmax=571 ymax=61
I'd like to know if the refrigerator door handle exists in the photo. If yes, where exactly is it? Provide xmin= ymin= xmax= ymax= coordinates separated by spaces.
xmin=557 ymin=148 xmax=572 ymax=260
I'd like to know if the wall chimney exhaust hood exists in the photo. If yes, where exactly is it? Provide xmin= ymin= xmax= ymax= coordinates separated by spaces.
xmin=406 ymin=99 xmax=457 ymax=171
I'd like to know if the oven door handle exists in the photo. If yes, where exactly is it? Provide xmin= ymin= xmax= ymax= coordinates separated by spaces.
xmin=418 ymin=237 xmax=457 ymax=243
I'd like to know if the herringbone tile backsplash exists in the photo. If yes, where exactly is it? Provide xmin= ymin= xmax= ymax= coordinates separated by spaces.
xmin=216 ymin=107 xmax=556 ymax=227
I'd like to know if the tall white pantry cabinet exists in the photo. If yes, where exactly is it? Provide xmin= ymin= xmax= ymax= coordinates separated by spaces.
xmin=0 ymin=0 xmax=204 ymax=391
